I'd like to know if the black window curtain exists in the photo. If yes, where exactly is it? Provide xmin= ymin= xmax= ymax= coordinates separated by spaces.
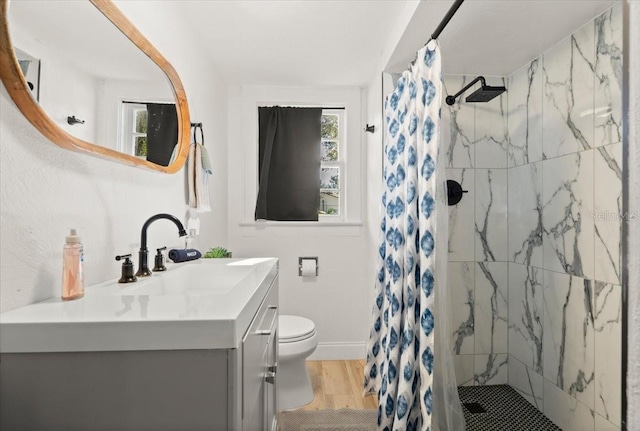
xmin=255 ymin=107 xmax=323 ymax=221
xmin=146 ymin=103 xmax=178 ymax=166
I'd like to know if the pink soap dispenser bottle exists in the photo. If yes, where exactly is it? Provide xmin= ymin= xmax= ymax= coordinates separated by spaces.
xmin=62 ymin=228 xmax=84 ymax=301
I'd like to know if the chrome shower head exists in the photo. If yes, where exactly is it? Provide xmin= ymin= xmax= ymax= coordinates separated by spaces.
xmin=445 ymin=76 xmax=506 ymax=105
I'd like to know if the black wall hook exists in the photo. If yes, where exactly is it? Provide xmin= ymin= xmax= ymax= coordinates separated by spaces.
xmin=364 ymin=124 xmax=376 ymax=133
xmin=67 ymin=115 xmax=85 ymax=125
xmin=447 ymin=180 xmax=468 ymax=205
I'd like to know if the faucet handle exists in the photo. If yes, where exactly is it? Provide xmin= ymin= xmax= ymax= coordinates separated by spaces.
xmin=115 ymin=254 xmax=137 ymax=283
xmin=153 ymin=247 xmax=167 ymax=272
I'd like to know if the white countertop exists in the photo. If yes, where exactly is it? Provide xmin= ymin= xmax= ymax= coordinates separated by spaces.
xmin=0 ymin=258 xmax=278 ymax=353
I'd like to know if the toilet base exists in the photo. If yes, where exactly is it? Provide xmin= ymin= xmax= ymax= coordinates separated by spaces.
xmin=278 ymin=357 xmax=314 ymax=411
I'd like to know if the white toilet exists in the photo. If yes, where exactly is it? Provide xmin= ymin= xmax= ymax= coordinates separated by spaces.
xmin=278 ymin=315 xmax=318 ymax=411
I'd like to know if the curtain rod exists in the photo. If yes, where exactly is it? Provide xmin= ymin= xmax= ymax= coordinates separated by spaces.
xmin=430 ymin=0 xmax=465 ymax=41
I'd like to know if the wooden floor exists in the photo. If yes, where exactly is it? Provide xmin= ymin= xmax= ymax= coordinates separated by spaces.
xmin=298 ymin=360 xmax=378 ymax=411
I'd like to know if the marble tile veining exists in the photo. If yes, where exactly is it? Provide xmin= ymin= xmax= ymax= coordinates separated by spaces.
xmin=594 ymin=142 xmax=623 ymax=284
xmin=543 ymin=379 xmax=595 ymax=431
xmin=474 ymin=353 xmax=508 ymax=385
xmin=508 ymin=354 xmax=544 ymax=410
xmin=475 ymin=78 xmax=509 ymax=169
xmin=542 ymin=22 xmax=595 ymax=159
xmin=543 ymin=270 xmax=595 ymax=410
xmin=501 ymin=5 xmax=622 ymax=427
xmin=448 ymin=262 xmax=475 ymax=355
xmin=475 ymin=262 xmax=508 ymax=355
xmin=508 ymin=59 xmax=544 ymax=167
xmin=542 ymin=150 xmax=595 ymax=280
xmin=594 ymin=2 xmax=623 ymax=148
xmin=596 ymin=413 xmax=621 ymax=431
xmin=475 ymin=169 xmax=508 ymax=262
xmin=447 ymin=169 xmax=476 ymax=262
xmin=443 ymin=75 xmax=475 ymax=168
xmin=594 ymin=282 xmax=621 ymax=427
xmin=508 ymin=263 xmax=544 ymax=373
xmin=508 ymin=162 xmax=544 ymax=267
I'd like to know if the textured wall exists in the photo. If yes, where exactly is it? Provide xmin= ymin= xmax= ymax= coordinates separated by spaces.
xmin=0 ymin=2 xmax=228 ymax=312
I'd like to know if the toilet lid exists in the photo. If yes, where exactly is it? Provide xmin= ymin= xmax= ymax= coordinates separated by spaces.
xmin=279 ymin=315 xmax=316 ymax=342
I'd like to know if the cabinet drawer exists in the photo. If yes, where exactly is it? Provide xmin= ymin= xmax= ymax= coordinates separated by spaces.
xmin=242 ymin=285 xmax=278 ymax=421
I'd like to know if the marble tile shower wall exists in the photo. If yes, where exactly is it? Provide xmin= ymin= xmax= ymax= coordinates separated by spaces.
xmin=444 ymin=73 xmax=510 ymax=388
xmin=507 ymin=4 xmax=622 ymax=431
xmin=445 ymin=4 xmax=622 ymax=431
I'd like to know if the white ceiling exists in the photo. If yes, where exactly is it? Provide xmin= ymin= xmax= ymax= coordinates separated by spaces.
xmin=8 ymin=0 xmax=620 ymax=87
xmin=183 ymin=0 xmax=618 ymax=86
xmin=8 ymin=0 xmax=166 ymax=82
xmin=180 ymin=0 xmax=414 ymax=87
xmin=377 ymin=0 xmax=616 ymax=76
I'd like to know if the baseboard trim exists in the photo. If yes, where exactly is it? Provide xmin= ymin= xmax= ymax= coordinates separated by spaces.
xmin=308 ymin=342 xmax=366 ymax=360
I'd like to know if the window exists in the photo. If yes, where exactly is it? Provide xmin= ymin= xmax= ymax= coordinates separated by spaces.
xmin=120 ymin=102 xmax=148 ymax=158
xmin=319 ymin=109 xmax=344 ymax=218
xmin=255 ymin=106 xmax=346 ymax=222
xmin=242 ymin=86 xmax=362 ymax=227
xmin=118 ymin=101 xmax=178 ymax=166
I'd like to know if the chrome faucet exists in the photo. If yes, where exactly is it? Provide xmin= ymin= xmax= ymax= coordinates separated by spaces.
xmin=136 ymin=213 xmax=187 ymax=277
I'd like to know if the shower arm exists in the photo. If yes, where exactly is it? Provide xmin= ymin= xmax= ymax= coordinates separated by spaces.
xmin=445 ymin=76 xmax=486 ymax=105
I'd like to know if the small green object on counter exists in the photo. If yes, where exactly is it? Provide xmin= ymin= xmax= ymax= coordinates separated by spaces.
xmin=203 ymin=246 xmax=232 ymax=258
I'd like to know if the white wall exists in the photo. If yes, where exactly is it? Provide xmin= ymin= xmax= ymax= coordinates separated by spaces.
xmin=625 ymin=1 xmax=640 ymax=428
xmin=0 ymin=1 xmax=228 ymax=312
xmin=10 ymin=18 xmax=100 ymax=143
xmin=227 ymin=85 xmax=371 ymax=359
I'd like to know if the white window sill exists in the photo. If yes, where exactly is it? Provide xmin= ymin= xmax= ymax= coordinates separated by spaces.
xmin=239 ymin=221 xmax=363 ymax=227
xmin=237 ymin=220 xmax=364 ymax=237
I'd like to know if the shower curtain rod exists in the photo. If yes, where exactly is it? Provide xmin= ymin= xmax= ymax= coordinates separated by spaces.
xmin=430 ymin=0 xmax=465 ymax=41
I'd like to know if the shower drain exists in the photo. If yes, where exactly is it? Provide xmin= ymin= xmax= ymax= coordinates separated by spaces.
xmin=463 ymin=402 xmax=487 ymax=414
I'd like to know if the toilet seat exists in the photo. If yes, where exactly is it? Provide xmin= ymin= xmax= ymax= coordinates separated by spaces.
xmin=279 ymin=315 xmax=316 ymax=343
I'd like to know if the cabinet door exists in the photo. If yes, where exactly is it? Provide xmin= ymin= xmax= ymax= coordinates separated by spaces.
xmin=264 ymin=327 xmax=278 ymax=431
xmin=243 ymin=346 xmax=267 ymax=431
xmin=242 ymin=301 xmax=278 ymax=430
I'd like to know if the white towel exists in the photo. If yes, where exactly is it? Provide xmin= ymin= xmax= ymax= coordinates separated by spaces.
xmin=187 ymin=143 xmax=211 ymax=212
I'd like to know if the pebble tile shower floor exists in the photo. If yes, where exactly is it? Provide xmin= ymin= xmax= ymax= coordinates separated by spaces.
xmin=458 ymin=385 xmax=561 ymax=431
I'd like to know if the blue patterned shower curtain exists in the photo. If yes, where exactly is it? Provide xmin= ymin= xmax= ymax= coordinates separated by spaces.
xmin=364 ymin=41 xmax=464 ymax=431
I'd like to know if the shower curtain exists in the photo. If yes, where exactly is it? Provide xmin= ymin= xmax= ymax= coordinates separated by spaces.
xmin=364 ymin=40 xmax=465 ymax=431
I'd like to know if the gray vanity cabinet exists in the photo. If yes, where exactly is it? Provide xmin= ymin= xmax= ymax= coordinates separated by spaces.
xmin=0 ymin=276 xmax=279 ymax=431
xmin=240 ymin=278 xmax=279 ymax=431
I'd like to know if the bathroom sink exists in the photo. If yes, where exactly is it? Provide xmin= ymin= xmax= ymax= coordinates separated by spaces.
xmin=121 ymin=263 xmax=252 ymax=296
xmin=0 ymin=258 xmax=279 ymax=353
xmin=90 ymin=258 xmax=273 ymax=296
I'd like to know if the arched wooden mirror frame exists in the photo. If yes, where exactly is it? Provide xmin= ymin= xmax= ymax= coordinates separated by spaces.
xmin=0 ymin=0 xmax=190 ymax=174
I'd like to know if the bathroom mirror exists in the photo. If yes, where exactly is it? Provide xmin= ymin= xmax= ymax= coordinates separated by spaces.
xmin=0 ymin=0 xmax=190 ymax=173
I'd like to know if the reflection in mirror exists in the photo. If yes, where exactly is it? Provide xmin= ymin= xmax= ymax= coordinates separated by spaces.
xmin=1 ymin=0 xmax=189 ymax=171
xmin=14 ymin=47 xmax=39 ymax=100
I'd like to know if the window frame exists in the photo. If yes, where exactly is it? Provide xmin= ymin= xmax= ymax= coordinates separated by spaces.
xmin=117 ymin=98 xmax=173 ymax=159
xmin=319 ymin=109 xmax=345 ymax=221
xmin=119 ymin=102 xmax=148 ymax=158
